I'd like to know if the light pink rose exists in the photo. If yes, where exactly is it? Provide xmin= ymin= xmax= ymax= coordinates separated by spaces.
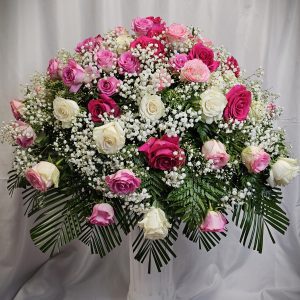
xmin=114 ymin=26 xmax=128 ymax=36
xmin=15 ymin=121 xmax=36 ymax=148
xmin=47 ymin=58 xmax=61 ymax=79
xmin=166 ymin=23 xmax=188 ymax=42
xmin=200 ymin=37 xmax=213 ymax=47
xmin=83 ymin=65 xmax=100 ymax=83
xmin=25 ymin=161 xmax=59 ymax=192
xmin=200 ymin=211 xmax=228 ymax=232
xmin=97 ymin=76 xmax=121 ymax=96
xmin=202 ymin=140 xmax=230 ymax=169
xmin=180 ymin=59 xmax=210 ymax=83
xmin=152 ymin=69 xmax=172 ymax=91
xmin=118 ymin=51 xmax=141 ymax=74
xmin=132 ymin=17 xmax=154 ymax=36
xmin=169 ymin=53 xmax=188 ymax=71
xmin=62 ymin=59 xmax=85 ymax=93
xmin=241 ymin=146 xmax=270 ymax=174
xmin=105 ymin=169 xmax=141 ymax=195
xmin=87 ymin=203 xmax=114 ymax=226
xmin=25 ymin=169 xmax=47 ymax=192
xmin=10 ymin=99 xmax=24 ymax=120
xmin=94 ymin=49 xmax=117 ymax=72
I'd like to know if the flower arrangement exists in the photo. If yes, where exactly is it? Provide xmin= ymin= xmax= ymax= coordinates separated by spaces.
xmin=1 ymin=16 xmax=299 ymax=273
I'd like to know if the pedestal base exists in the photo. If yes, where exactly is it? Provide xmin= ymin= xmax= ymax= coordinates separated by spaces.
xmin=127 ymin=230 xmax=176 ymax=300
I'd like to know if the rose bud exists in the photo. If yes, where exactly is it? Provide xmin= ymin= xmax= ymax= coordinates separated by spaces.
xmin=199 ymin=211 xmax=228 ymax=232
xmin=138 ymin=207 xmax=171 ymax=240
xmin=267 ymin=157 xmax=299 ymax=187
xmin=25 ymin=161 xmax=60 ymax=192
xmin=87 ymin=203 xmax=114 ymax=226
xmin=10 ymin=100 xmax=24 ymax=120
xmin=241 ymin=146 xmax=270 ymax=174
xmin=15 ymin=121 xmax=36 ymax=148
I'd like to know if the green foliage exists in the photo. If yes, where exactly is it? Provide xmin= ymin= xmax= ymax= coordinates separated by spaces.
xmin=167 ymin=176 xmax=226 ymax=229
xmin=132 ymin=218 xmax=180 ymax=273
xmin=232 ymin=179 xmax=289 ymax=253
xmin=183 ymin=223 xmax=226 ymax=251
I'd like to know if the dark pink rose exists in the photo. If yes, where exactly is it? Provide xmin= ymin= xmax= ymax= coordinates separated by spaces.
xmin=62 ymin=59 xmax=85 ymax=93
xmin=15 ymin=121 xmax=36 ymax=148
xmin=132 ymin=17 xmax=153 ymax=36
xmin=226 ymin=56 xmax=240 ymax=77
xmin=97 ymin=76 xmax=121 ymax=96
xmin=146 ymin=16 xmax=166 ymax=37
xmin=130 ymin=36 xmax=165 ymax=56
xmin=118 ymin=51 xmax=141 ymax=74
xmin=94 ymin=49 xmax=117 ymax=72
xmin=138 ymin=135 xmax=186 ymax=171
xmin=25 ymin=169 xmax=47 ymax=192
xmin=188 ymin=42 xmax=219 ymax=72
xmin=200 ymin=211 xmax=228 ymax=232
xmin=87 ymin=203 xmax=114 ymax=226
xmin=105 ymin=169 xmax=141 ymax=195
xmin=169 ymin=53 xmax=188 ymax=71
xmin=223 ymin=85 xmax=252 ymax=121
xmin=87 ymin=95 xmax=121 ymax=122
xmin=10 ymin=99 xmax=24 ymax=120
xmin=75 ymin=35 xmax=102 ymax=53
xmin=47 ymin=58 xmax=61 ymax=79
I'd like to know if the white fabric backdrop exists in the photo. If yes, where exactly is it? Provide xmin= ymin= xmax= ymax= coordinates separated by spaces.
xmin=0 ymin=0 xmax=299 ymax=299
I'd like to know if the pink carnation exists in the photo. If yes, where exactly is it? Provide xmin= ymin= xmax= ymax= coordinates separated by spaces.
xmin=105 ymin=169 xmax=141 ymax=195
xmin=180 ymin=59 xmax=210 ymax=82
xmin=87 ymin=203 xmax=114 ymax=226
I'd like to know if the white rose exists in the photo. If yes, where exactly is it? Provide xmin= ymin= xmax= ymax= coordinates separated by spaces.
xmin=200 ymin=87 xmax=227 ymax=124
xmin=139 ymin=94 xmax=165 ymax=121
xmin=249 ymin=100 xmax=266 ymax=123
xmin=115 ymin=35 xmax=133 ymax=54
xmin=93 ymin=121 xmax=125 ymax=154
xmin=267 ymin=157 xmax=299 ymax=187
xmin=138 ymin=207 xmax=171 ymax=240
xmin=53 ymin=97 xmax=80 ymax=128
xmin=33 ymin=161 xmax=60 ymax=188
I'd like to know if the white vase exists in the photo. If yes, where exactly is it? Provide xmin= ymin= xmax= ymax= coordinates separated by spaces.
xmin=127 ymin=229 xmax=176 ymax=300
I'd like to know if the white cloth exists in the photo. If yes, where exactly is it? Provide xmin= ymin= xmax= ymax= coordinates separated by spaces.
xmin=0 ymin=0 xmax=299 ymax=299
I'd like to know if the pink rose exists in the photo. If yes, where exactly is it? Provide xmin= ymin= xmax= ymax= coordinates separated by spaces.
xmin=10 ymin=99 xmax=24 ymax=120
xmin=200 ymin=37 xmax=213 ymax=47
xmin=146 ymin=16 xmax=166 ymax=37
xmin=62 ymin=59 xmax=85 ymax=93
xmin=180 ymin=59 xmax=210 ymax=83
xmin=75 ymin=35 xmax=102 ymax=53
xmin=83 ymin=66 xmax=100 ymax=83
xmin=138 ymin=135 xmax=186 ymax=171
xmin=25 ymin=161 xmax=59 ymax=192
xmin=188 ymin=42 xmax=220 ymax=72
xmin=130 ymin=36 xmax=165 ymax=56
xmin=169 ymin=53 xmax=188 ymax=71
xmin=97 ymin=76 xmax=121 ymax=96
xmin=87 ymin=203 xmax=114 ymax=226
xmin=166 ymin=23 xmax=188 ymax=42
xmin=47 ymin=58 xmax=61 ymax=79
xmin=226 ymin=56 xmax=240 ymax=77
xmin=105 ymin=169 xmax=141 ymax=195
xmin=118 ymin=51 xmax=141 ymax=74
xmin=15 ymin=121 xmax=36 ymax=148
xmin=114 ymin=26 xmax=128 ymax=36
xmin=152 ymin=69 xmax=172 ymax=91
xmin=241 ymin=146 xmax=270 ymax=174
xmin=200 ymin=211 xmax=228 ymax=232
xmin=87 ymin=95 xmax=121 ymax=122
xmin=202 ymin=140 xmax=230 ymax=169
xmin=132 ymin=17 xmax=154 ymax=36
xmin=223 ymin=85 xmax=252 ymax=121
xmin=94 ymin=49 xmax=117 ymax=72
